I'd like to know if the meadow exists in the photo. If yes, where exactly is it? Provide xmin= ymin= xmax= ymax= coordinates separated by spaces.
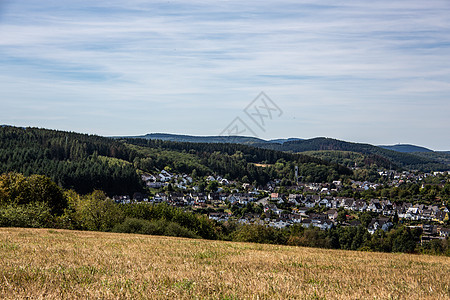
xmin=1 ymin=227 xmax=449 ymax=299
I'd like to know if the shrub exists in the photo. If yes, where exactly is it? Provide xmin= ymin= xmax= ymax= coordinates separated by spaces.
xmin=112 ymin=218 xmax=200 ymax=239
xmin=0 ymin=202 xmax=54 ymax=228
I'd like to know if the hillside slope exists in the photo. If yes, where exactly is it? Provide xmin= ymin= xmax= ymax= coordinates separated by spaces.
xmin=1 ymin=228 xmax=448 ymax=299
xmin=125 ymin=133 xmax=448 ymax=171
xmin=258 ymin=138 xmax=449 ymax=171
xmin=123 ymin=133 xmax=268 ymax=144
xmin=379 ymin=144 xmax=433 ymax=153
xmin=0 ymin=127 xmax=352 ymax=194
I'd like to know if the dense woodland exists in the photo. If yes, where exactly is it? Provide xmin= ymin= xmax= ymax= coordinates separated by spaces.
xmin=0 ymin=126 xmax=143 ymax=195
xmin=257 ymin=137 xmax=449 ymax=171
xmin=124 ymin=138 xmax=352 ymax=184
xmin=0 ymin=126 xmax=352 ymax=195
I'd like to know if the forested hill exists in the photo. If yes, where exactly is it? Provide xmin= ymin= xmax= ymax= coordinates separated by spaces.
xmin=120 ymin=133 xmax=304 ymax=145
xmin=0 ymin=126 xmax=352 ymax=195
xmin=0 ymin=126 xmax=143 ymax=195
xmin=379 ymin=144 xmax=433 ymax=153
xmin=121 ymin=138 xmax=353 ymax=183
xmin=122 ymin=133 xmax=268 ymax=144
xmin=123 ymin=133 xmax=447 ymax=171
xmin=255 ymin=138 xmax=449 ymax=172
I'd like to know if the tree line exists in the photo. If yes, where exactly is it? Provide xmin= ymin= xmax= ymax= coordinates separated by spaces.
xmin=0 ymin=126 xmax=353 ymax=195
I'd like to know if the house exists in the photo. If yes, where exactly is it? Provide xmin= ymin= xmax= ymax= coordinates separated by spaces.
xmin=133 ymin=192 xmax=145 ymax=202
xmin=368 ymin=200 xmax=382 ymax=213
xmin=367 ymin=218 xmax=393 ymax=234
xmin=288 ymin=194 xmax=303 ymax=206
xmin=281 ymin=213 xmax=302 ymax=223
xmin=158 ymin=173 xmax=171 ymax=182
xmin=269 ymin=219 xmax=289 ymax=229
xmin=438 ymin=227 xmax=450 ymax=238
xmin=297 ymin=207 xmax=309 ymax=215
xmin=206 ymin=175 xmax=216 ymax=181
xmin=209 ymin=212 xmax=230 ymax=222
xmin=316 ymin=220 xmax=334 ymax=230
xmin=301 ymin=218 xmax=312 ymax=228
xmin=303 ymin=199 xmax=316 ymax=208
xmin=318 ymin=198 xmax=332 ymax=208
xmin=326 ymin=209 xmax=338 ymax=221
xmin=153 ymin=193 xmax=167 ymax=202
xmin=227 ymin=195 xmax=240 ymax=204
xmin=352 ymin=200 xmax=367 ymax=212
xmin=270 ymin=193 xmax=285 ymax=203
xmin=147 ymin=181 xmax=163 ymax=188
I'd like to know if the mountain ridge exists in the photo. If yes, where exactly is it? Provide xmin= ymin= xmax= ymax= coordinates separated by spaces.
xmin=122 ymin=133 xmax=449 ymax=171
xmin=120 ymin=133 xmax=446 ymax=153
xmin=379 ymin=144 xmax=433 ymax=153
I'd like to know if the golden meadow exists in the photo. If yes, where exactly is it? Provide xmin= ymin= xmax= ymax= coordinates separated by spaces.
xmin=1 ymin=227 xmax=449 ymax=299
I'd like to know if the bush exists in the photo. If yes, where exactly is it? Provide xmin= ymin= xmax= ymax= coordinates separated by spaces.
xmin=0 ymin=202 xmax=54 ymax=228
xmin=112 ymin=218 xmax=200 ymax=239
xmin=232 ymin=224 xmax=287 ymax=244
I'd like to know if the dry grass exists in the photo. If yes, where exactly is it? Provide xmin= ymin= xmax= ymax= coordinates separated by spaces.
xmin=1 ymin=228 xmax=449 ymax=299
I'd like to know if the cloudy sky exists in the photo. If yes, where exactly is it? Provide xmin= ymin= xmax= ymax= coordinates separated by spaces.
xmin=1 ymin=0 xmax=449 ymax=150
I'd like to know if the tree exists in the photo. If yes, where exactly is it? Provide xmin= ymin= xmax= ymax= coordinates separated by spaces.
xmin=73 ymin=190 xmax=124 ymax=231
xmin=206 ymin=181 xmax=219 ymax=193
xmin=0 ymin=172 xmax=67 ymax=214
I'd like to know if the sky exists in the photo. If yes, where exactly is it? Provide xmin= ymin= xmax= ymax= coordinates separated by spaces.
xmin=0 ymin=0 xmax=449 ymax=150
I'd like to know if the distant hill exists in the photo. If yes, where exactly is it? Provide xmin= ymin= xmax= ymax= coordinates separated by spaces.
xmin=123 ymin=133 xmax=269 ymax=144
xmin=0 ymin=127 xmax=352 ymax=193
xmin=120 ymin=133 xmax=304 ymax=145
xmin=269 ymin=138 xmax=303 ymax=144
xmin=256 ymin=137 xmax=449 ymax=171
xmin=413 ymin=152 xmax=450 ymax=167
xmin=379 ymin=144 xmax=433 ymax=153
xmin=123 ymin=134 xmax=449 ymax=171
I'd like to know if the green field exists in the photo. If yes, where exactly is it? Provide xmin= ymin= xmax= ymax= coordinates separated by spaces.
xmin=1 ymin=228 xmax=449 ymax=299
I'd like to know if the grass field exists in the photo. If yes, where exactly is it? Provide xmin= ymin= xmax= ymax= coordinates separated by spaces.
xmin=1 ymin=228 xmax=449 ymax=299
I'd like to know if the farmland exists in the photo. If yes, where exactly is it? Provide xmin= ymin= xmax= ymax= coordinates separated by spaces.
xmin=1 ymin=227 xmax=449 ymax=299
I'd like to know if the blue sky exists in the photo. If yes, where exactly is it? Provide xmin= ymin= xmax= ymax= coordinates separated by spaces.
xmin=1 ymin=0 xmax=449 ymax=150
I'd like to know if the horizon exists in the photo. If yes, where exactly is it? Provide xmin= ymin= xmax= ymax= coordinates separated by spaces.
xmin=2 ymin=124 xmax=447 ymax=152
xmin=1 ymin=1 xmax=449 ymax=150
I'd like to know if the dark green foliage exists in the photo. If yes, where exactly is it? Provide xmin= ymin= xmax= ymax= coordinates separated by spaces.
xmin=0 ymin=172 xmax=67 ymax=214
xmin=0 ymin=126 xmax=352 ymax=196
xmin=232 ymin=224 xmax=287 ymax=244
xmin=0 ymin=126 xmax=143 ymax=195
xmin=258 ymin=137 xmax=449 ymax=171
xmin=126 ymin=138 xmax=352 ymax=184
xmin=112 ymin=218 xmax=200 ymax=239
xmin=0 ymin=202 xmax=54 ymax=228
xmin=287 ymin=227 xmax=331 ymax=248
xmin=121 ymin=203 xmax=217 ymax=240
xmin=390 ymin=227 xmax=422 ymax=253
xmin=419 ymin=238 xmax=450 ymax=256
xmin=67 ymin=190 xmax=124 ymax=231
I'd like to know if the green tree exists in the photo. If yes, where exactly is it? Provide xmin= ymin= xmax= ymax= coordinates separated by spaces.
xmin=72 ymin=190 xmax=124 ymax=231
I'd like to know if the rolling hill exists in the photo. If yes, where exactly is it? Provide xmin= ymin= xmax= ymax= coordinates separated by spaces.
xmin=126 ymin=133 xmax=448 ymax=171
xmin=122 ymin=133 xmax=268 ymax=144
xmin=258 ymin=138 xmax=448 ymax=171
xmin=379 ymin=144 xmax=433 ymax=153
xmin=0 ymin=126 xmax=352 ymax=194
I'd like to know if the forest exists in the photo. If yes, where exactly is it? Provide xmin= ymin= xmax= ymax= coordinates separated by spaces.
xmin=256 ymin=137 xmax=449 ymax=171
xmin=0 ymin=126 xmax=352 ymax=195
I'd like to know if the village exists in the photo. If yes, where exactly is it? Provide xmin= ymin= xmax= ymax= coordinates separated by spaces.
xmin=110 ymin=168 xmax=450 ymax=243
